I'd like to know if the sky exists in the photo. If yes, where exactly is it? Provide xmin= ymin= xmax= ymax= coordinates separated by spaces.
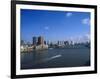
xmin=21 ymin=9 xmax=90 ymax=43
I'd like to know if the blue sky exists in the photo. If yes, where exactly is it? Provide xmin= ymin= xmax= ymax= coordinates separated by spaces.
xmin=21 ymin=9 xmax=90 ymax=43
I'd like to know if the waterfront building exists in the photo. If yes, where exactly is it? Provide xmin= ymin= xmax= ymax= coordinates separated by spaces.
xmin=64 ymin=41 xmax=69 ymax=45
xmin=57 ymin=41 xmax=64 ymax=46
xmin=61 ymin=41 xmax=65 ymax=45
xmin=33 ymin=37 xmax=38 ymax=45
xmin=44 ymin=40 xmax=46 ymax=45
xmin=38 ymin=36 xmax=44 ymax=45
xmin=47 ymin=40 xmax=50 ymax=46
xmin=57 ymin=41 xmax=60 ymax=45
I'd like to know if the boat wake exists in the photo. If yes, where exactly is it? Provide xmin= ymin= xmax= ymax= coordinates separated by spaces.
xmin=35 ymin=54 xmax=62 ymax=64
xmin=45 ymin=54 xmax=62 ymax=61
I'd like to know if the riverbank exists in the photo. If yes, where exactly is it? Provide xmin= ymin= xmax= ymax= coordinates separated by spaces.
xmin=21 ymin=44 xmax=48 ymax=52
xmin=21 ymin=44 xmax=89 ymax=53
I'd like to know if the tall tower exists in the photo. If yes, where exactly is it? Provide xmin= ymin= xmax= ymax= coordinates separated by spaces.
xmin=33 ymin=37 xmax=38 ymax=45
xmin=38 ymin=36 xmax=44 ymax=45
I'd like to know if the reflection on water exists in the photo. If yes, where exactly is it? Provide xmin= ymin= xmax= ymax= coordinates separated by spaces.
xmin=21 ymin=48 xmax=90 ymax=69
xmin=34 ymin=50 xmax=48 ymax=64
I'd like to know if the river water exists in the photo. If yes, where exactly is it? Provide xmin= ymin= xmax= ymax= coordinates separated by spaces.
xmin=21 ymin=47 xmax=90 ymax=69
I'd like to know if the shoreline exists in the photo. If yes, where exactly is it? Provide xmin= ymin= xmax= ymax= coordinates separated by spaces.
xmin=21 ymin=46 xmax=90 ymax=53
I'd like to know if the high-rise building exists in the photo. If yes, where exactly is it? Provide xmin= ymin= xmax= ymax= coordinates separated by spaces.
xmin=33 ymin=37 xmax=38 ymax=45
xmin=58 ymin=41 xmax=60 ymax=45
xmin=38 ymin=36 xmax=44 ymax=45
xmin=44 ymin=41 xmax=46 ymax=45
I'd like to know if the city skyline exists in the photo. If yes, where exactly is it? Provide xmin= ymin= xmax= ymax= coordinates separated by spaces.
xmin=21 ymin=9 xmax=90 ymax=43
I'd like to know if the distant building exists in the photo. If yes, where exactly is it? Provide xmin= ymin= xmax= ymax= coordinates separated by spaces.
xmin=38 ymin=36 xmax=44 ymax=45
xmin=33 ymin=37 xmax=38 ymax=45
xmin=47 ymin=40 xmax=50 ymax=45
xmin=57 ymin=41 xmax=60 ymax=45
xmin=27 ymin=42 xmax=31 ymax=47
xmin=44 ymin=41 xmax=46 ymax=45
xmin=50 ymin=42 xmax=53 ymax=47
xmin=64 ymin=41 xmax=69 ymax=45
xmin=57 ymin=41 xmax=64 ymax=46
xmin=21 ymin=40 xmax=25 ymax=45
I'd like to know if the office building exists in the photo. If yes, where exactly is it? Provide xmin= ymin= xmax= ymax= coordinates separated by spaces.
xmin=38 ymin=36 xmax=44 ymax=45
xmin=33 ymin=37 xmax=38 ymax=45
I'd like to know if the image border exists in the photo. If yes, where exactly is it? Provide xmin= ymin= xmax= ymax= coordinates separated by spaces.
xmin=11 ymin=0 xmax=97 ymax=78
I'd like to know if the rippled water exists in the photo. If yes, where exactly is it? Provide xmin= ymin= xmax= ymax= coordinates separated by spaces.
xmin=21 ymin=47 xmax=90 ymax=69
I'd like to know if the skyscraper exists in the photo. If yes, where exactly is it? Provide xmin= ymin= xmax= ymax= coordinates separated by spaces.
xmin=38 ymin=36 xmax=44 ymax=45
xmin=44 ymin=41 xmax=46 ymax=45
xmin=33 ymin=37 xmax=38 ymax=45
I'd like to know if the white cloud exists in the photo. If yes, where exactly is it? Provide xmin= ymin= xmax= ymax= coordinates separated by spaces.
xmin=84 ymin=34 xmax=90 ymax=41
xmin=70 ymin=34 xmax=90 ymax=43
xmin=78 ymin=34 xmax=90 ymax=43
xmin=66 ymin=12 xmax=72 ymax=17
xmin=44 ymin=26 xmax=49 ymax=30
xmin=82 ymin=18 xmax=90 ymax=25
